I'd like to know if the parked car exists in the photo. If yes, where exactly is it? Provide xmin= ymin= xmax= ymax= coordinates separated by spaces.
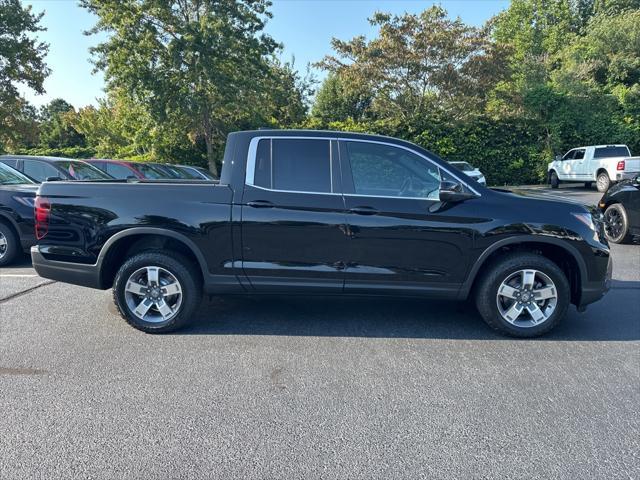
xmin=0 ymin=162 xmax=37 ymax=266
xmin=177 ymin=165 xmax=217 ymax=180
xmin=31 ymin=130 xmax=611 ymax=337
xmin=598 ymin=174 xmax=640 ymax=244
xmin=0 ymin=155 xmax=113 ymax=182
xmin=85 ymin=159 xmax=171 ymax=180
xmin=547 ymin=145 xmax=640 ymax=192
xmin=449 ymin=161 xmax=486 ymax=185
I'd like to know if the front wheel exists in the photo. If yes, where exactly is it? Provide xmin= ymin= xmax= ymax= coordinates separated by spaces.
xmin=549 ymin=171 xmax=559 ymax=189
xmin=475 ymin=253 xmax=570 ymax=337
xmin=604 ymin=203 xmax=632 ymax=244
xmin=596 ymin=172 xmax=610 ymax=192
xmin=113 ymin=251 xmax=202 ymax=333
xmin=0 ymin=223 xmax=19 ymax=267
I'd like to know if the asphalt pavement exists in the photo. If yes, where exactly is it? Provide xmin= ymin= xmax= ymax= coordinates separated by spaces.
xmin=0 ymin=184 xmax=638 ymax=479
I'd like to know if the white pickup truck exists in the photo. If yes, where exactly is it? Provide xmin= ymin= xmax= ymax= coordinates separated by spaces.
xmin=548 ymin=145 xmax=640 ymax=192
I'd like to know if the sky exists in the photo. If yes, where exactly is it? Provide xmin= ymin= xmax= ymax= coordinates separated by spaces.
xmin=20 ymin=0 xmax=510 ymax=109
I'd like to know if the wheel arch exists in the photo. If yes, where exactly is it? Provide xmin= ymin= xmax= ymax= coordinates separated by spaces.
xmin=97 ymin=227 xmax=208 ymax=289
xmin=460 ymin=236 xmax=587 ymax=305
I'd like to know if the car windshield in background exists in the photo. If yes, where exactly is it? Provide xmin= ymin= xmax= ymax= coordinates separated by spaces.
xmin=56 ymin=161 xmax=112 ymax=180
xmin=451 ymin=162 xmax=474 ymax=172
xmin=593 ymin=146 xmax=631 ymax=158
xmin=0 ymin=162 xmax=35 ymax=185
xmin=135 ymin=163 xmax=172 ymax=179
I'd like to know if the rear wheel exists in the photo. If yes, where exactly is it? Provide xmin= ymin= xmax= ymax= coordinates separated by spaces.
xmin=113 ymin=251 xmax=202 ymax=333
xmin=549 ymin=171 xmax=559 ymax=189
xmin=0 ymin=223 xmax=19 ymax=267
xmin=596 ymin=171 xmax=610 ymax=192
xmin=475 ymin=253 xmax=570 ymax=337
xmin=604 ymin=203 xmax=631 ymax=244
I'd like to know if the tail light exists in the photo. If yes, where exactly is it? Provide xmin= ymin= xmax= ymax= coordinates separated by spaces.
xmin=617 ymin=160 xmax=625 ymax=171
xmin=35 ymin=197 xmax=51 ymax=240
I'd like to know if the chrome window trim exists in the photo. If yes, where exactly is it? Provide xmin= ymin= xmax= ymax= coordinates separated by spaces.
xmin=340 ymin=138 xmax=481 ymax=197
xmin=245 ymin=136 xmax=338 ymax=194
xmin=245 ymin=135 xmax=481 ymax=197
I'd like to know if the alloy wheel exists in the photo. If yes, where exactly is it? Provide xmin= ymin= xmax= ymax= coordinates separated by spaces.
xmin=604 ymin=208 xmax=623 ymax=241
xmin=0 ymin=232 xmax=7 ymax=260
xmin=124 ymin=266 xmax=183 ymax=323
xmin=496 ymin=269 xmax=558 ymax=328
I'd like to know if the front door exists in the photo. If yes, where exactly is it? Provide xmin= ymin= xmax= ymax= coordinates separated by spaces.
xmin=240 ymin=137 xmax=347 ymax=292
xmin=339 ymin=139 xmax=478 ymax=296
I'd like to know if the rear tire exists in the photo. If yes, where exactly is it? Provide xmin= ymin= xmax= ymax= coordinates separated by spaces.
xmin=475 ymin=253 xmax=570 ymax=338
xmin=0 ymin=223 xmax=19 ymax=267
xmin=549 ymin=171 xmax=559 ymax=189
xmin=113 ymin=251 xmax=202 ymax=333
xmin=596 ymin=171 xmax=610 ymax=192
xmin=604 ymin=203 xmax=632 ymax=244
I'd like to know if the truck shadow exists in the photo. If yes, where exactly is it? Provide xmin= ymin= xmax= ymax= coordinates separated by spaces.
xmin=179 ymin=280 xmax=640 ymax=341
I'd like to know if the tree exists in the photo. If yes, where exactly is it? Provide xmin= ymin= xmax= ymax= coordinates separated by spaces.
xmin=311 ymin=73 xmax=373 ymax=124
xmin=318 ymin=7 xmax=505 ymax=123
xmin=81 ymin=0 xmax=279 ymax=176
xmin=38 ymin=98 xmax=85 ymax=148
xmin=0 ymin=0 xmax=49 ymax=150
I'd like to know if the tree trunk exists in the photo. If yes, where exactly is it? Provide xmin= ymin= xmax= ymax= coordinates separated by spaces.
xmin=205 ymin=134 xmax=218 ymax=177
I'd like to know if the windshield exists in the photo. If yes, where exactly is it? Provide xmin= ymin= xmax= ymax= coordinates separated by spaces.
xmin=0 ymin=162 xmax=35 ymax=185
xmin=593 ymin=146 xmax=630 ymax=159
xmin=450 ymin=162 xmax=474 ymax=172
xmin=56 ymin=161 xmax=112 ymax=180
xmin=134 ymin=163 xmax=172 ymax=179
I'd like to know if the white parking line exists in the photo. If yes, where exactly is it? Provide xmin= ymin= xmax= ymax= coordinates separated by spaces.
xmin=0 ymin=274 xmax=38 ymax=278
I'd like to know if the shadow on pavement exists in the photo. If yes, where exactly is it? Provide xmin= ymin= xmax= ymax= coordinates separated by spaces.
xmin=179 ymin=280 xmax=640 ymax=342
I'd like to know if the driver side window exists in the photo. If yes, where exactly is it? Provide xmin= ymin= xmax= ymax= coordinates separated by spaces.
xmin=562 ymin=150 xmax=575 ymax=161
xmin=345 ymin=141 xmax=441 ymax=199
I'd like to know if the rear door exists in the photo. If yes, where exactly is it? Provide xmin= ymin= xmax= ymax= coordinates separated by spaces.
xmin=240 ymin=136 xmax=348 ymax=292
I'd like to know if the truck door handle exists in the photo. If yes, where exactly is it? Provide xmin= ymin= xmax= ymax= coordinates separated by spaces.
xmin=247 ymin=200 xmax=275 ymax=208
xmin=349 ymin=206 xmax=378 ymax=216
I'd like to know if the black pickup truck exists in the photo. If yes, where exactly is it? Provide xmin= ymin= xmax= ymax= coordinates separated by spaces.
xmin=32 ymin=130 xmax=612 ymax=337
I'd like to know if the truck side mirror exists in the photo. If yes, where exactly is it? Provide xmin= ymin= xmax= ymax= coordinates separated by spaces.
xmin=555 ymin=155 xmax=562 ymax=161
xmin=45 ymin=176 xmax=63 ymax=182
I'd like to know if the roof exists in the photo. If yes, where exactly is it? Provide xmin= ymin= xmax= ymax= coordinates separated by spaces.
xmin=0 ymin=154 xmax=78 ymax=162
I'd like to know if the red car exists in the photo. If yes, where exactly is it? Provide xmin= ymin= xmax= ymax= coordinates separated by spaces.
xmin=85 ymin=159 xmax=171 ymax=180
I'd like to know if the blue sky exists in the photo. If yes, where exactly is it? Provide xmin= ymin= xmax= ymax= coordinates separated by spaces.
xmin=20 ymin=0 xmax=510 ymax=108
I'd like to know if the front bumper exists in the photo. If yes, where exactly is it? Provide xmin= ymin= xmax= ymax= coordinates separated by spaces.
xmin=31 ymin=246 xmax=104 ymax=289
xmin=578 ymin=254 xmax=612 ymax=308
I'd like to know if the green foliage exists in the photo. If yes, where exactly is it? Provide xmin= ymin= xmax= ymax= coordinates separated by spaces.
xmin=12 ymin=146 xmax=96 ymax=159
xmin=0 ymin=0 xmax=49 ymax=150
xmin=38 ymin=98 xmax=86 ymax=148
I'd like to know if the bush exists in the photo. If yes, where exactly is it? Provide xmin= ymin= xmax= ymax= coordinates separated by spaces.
xmin=11 ymin=146 xmax=97 ymax=159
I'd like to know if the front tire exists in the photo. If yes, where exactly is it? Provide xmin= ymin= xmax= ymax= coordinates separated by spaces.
xmin=113 ymin=251 xmax=202 ymax=333
xmin=0 ymin=223 xmax=19 ymax=267
xmin=549 ymin=171 xmax=559 ymax=189
xmin=596 ymin=171 xmax=610 ymax=192
xmin=475 ymin=253 xmax=570 ymax=337
xmin=604 ymin=203 xmax=632 ymax=244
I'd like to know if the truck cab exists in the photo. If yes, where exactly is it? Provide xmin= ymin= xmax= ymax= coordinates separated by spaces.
xmin=548 ymin=145 xmax=640 ymax=192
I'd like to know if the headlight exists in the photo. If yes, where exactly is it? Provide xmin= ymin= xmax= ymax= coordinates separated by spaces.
xmin=571 ymin=212 xmax=596 ymax=231
xmin=12 ymin=196 xmax=36 ymax=208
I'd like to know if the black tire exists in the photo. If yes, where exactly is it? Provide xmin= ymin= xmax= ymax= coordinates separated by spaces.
xmin=584 ymin=182 xmax=592 ymax=189
xmin=0 ymin=222 xmax=19 ymax=267
xmin=549 ymin=171 xmax=559 ymax=189
xmin=596 ymin=171 xmax=610 ymax=192
xmin=112 ymin=250 xmax=202 ymax=333
xmin=475 ymin=253 xmax=570 ymax=338
xmin=604 ymin=203 xmax=632 ymax=244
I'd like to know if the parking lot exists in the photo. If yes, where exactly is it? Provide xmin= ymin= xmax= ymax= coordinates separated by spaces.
xmin=0 ymin=185 xmax=638 ymax=479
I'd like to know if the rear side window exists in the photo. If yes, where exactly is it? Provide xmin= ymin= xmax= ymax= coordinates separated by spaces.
xmin=252 ymin=138 xmax=332 ymax=193
xmin=23 ymin=160 xmax=60 ymax=182
xmin=594 ymin=146 xmax=630 ymax=158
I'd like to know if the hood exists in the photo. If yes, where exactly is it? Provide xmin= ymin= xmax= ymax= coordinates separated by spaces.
xmin=490 ymin=187 xmax=590 ymax=209
xmin=0 ymin=184 xmax=38 ymax=195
